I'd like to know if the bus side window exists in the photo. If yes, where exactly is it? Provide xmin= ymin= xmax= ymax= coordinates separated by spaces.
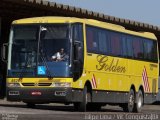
xmin=151 ymin=41 xmax=158 ymax=62
xmin=86 ymin=28 xmax=94 ymax=52
xmin=86 ymin=26 xmax=99 ymax=53
xmin=110 ymin=32 xmax=121 ymax=56
xmin=144 ymin=39 xmax=158 ymax=62
xmin=133 ymin=38 xmax=144 ymax=59
xmin=121 ymin=35 xmax=128 ymax=57
xmin=98 ymin=29 xmax=108 ymax=55
xmin=126 ymin=36 xmax=133 ymax=58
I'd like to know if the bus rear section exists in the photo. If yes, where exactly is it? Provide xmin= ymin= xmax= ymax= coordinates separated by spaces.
xmin=84 ymin=24 xmax=159 ymax=112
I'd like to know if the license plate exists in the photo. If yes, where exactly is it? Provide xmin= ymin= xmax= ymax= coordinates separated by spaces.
xmin=31 ymin=91 xmax=42 ymax=96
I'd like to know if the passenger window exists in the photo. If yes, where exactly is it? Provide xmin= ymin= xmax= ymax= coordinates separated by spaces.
xmin=86 ymin=27 xmax=94 ymax=52
xmin=86 ymin=25 xmax=157 ymax=62
xmin=133 ymin=38 xmax=143 ymax=59
xmin=110 ymin=33 xmax=121 ymax=56
xmin=121 ymin=35 xmax=127 ymax=57
xmin=86 ymin=26 xmax=98 ymax=53
xmin=126 ymin=36 xmax=133 ymax=58
xmin=152 ymin=41 xmax=158 ymax=62
xmin=98 ymin=30 xmax=108 ymax=54
xmin=144 ymin=39 xmax=158 ymax=62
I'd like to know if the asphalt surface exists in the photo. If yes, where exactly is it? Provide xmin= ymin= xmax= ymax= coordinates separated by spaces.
xmin=0 ymin=100 xmax=160 ymax=120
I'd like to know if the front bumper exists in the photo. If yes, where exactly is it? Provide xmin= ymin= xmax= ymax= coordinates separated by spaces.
xmin=7 ymin=87 xmax=81 ymax=103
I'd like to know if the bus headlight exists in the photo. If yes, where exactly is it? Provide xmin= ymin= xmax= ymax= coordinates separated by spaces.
xmin=51 ymin=82 xmax=71 ymax=87
xmin=7 ymin=83 xmax=21 ymax=87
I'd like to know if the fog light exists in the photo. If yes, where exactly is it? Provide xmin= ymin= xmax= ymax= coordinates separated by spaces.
xmin=55 ymin=91 xmax=66 ymax=96
xmin=9 ymin=91 xmax=20 ymax=95
xmin=7 ymin=83 xmax=21 ymax=87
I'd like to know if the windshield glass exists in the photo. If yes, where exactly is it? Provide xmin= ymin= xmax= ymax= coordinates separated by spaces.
xmin=8 ymin=24 xmax=71 ymax=77
xmin=11 ymin=26 xmax=38 ymax=75
xmin=39 ymin=25 xmax=70 ymax=62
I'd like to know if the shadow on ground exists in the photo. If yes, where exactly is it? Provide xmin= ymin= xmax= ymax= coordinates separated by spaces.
xmin=0 ymin=103 xmax=123 ymax=112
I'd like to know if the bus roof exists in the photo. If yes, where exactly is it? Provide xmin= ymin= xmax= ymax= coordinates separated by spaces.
xmin=12 ymin=17 xmax=157 ymax=40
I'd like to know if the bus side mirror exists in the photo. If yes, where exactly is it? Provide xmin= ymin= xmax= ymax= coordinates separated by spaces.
xmin=73 ymin=41 xmax=82 ymax=80
xmin=1 ymin=43 xmax=8 ymax=62
xmin=74 ymin=41 xmax=81 ymax=61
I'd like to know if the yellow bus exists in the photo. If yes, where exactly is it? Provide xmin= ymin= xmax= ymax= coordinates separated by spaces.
xmin=6 ymin=17 xmax=159 ymax=112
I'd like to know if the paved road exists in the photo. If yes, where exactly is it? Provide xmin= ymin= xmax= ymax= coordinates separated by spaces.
xmin=0 ymin=100 xmax=160 ymax=120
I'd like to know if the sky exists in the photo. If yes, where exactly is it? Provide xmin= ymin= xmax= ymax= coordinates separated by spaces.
xmin=49 ymin=0 xmax=160 ymax=27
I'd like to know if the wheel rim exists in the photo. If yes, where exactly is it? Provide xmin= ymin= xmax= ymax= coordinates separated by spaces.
xmin=86 ymin=93 xmax=88 ymax=104
xmin=129 ymin=93 xmax=134 ymax=109
xmin=137 ymin=93 xmax=143 ymax=108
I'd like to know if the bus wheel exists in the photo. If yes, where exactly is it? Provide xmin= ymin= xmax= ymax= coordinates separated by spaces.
xmin=121 ymin=104 xmax=128 ymax=112
xmin=134 ymin=90 xmax=143 ymax=113
xmin=73 ymin=103 xmax=79 ymax=111
xmin=78 ymin=86 xmax=90 ymax=112
xmin=127 ymin=89 xmax=135 ymax=112
xmin=26 ymin=103 xmax=36 ymax=108
xmin=88 ymin=103 xmax=102 ymax=111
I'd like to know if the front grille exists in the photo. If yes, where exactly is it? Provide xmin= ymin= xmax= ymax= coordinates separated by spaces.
xmin=38 ymin=83 xmax=52 ymax=86
xmin=22 ymin=83 xmax=34 ymax=86
xmin=22 ymin=83 xmax=52 ymax=86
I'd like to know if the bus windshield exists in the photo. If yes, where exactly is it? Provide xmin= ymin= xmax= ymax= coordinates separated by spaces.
xmin=8 ymin=24 xmax=71 ymax=77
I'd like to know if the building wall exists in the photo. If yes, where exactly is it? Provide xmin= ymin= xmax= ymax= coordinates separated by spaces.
xmin=0 ymin=17 xmax=1 ymax=40
xmin=0 ymin=17 xmax=12 ymax=98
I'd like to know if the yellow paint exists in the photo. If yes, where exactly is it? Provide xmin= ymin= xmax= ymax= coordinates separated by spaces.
xmin=7 ymin=78 xmax=72 ymax=88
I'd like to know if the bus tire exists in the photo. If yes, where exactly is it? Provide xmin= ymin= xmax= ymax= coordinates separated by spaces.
xmin=73 ymin=103 xmax=79 ymax=111
xmin=134 ymin=90 xmax=143 ymax=113
xmin=78 ymin=86 xmax=90 ymax=112
xmin=122 ymin=105 xmax=128 ymax=112
xmin=88 ymin=103 xmax=102 ymax=111
xmin=0 ymin=75 xmax=2 ymax=97
xmin=127 ymin=89 xmax=135 ymax=112
xmin=26 ymin=103 xmax=36 ymax=108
